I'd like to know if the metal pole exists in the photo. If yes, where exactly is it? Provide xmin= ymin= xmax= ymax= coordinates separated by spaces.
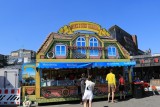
xmin=87 ymin=68 xmax=89 ymax=77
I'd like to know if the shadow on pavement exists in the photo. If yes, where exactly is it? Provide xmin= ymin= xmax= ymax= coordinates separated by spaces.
xmin=117 ymin=96 xmax=132 ymax=102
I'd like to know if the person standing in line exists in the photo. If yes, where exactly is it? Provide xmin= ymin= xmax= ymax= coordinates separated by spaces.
xmin=106 ymin=69 xmax=116 ymax=103
xmin=82 ymin=75 xmax=95 ymax=107
xmin=79 ymin=73 xmax=86 ymax=104
xmin=118 ymin=74 xmax=125 ymax=100
xmin=134 ymin=76 xmax=141 ymax=82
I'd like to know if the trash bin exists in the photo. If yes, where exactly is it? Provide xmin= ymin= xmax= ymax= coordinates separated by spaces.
xmin=133 ymin=82 xmax=143 ymax=98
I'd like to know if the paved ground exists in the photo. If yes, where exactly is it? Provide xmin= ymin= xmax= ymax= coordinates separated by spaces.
xmin=1 ymin=95 xmax=160 ymax=107
xmin=38 ymin=95 xmax=160 ymax=107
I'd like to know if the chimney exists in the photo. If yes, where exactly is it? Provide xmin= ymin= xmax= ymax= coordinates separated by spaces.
xmin=132 ymin=35 xmax=138 ymax=49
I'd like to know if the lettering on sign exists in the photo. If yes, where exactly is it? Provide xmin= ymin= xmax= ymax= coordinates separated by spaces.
xmin=70 ymin=22 xmax=101 ymax=32
xmin=58 ymin=21 xmax=110 ymax=36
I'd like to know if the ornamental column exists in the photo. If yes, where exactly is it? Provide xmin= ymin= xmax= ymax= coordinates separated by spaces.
xmin=36 ymin=68 xmax=41 ymax=98
xmin=102 ymin=42 xmax=105 ymax=59
xmin=86 ymin=34 xmax=89 ymax=59
xmin=70 ymin=41 xmax=72 ymax=58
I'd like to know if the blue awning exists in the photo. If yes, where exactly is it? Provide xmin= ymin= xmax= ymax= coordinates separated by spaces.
xmin=37 ymin=61 xmax=136 ymax=69
xmin=92 ymin=61 xmax=136 ymax=67
xmin=38 ymin=62 xmax=93 ymax=69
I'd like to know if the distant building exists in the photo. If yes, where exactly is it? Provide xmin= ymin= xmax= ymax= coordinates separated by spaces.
xmin=0 ymin=54 xmax=4 ymax=67
xmin=8 ymin=49 xmax=36 ymax=65
xmin=109 ymin=25 xmax=144 ymax=55
xmin=130 ymin=53 xmax=160 ymax=82
xmin=0 ymin=54 xmax=8 ymax=67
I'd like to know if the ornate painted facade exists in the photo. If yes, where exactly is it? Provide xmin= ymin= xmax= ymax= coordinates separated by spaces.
xmin=37 ymin=21 xmax=130 ymax=62
xmin=23 ymin=21 xmax=136 ymax=104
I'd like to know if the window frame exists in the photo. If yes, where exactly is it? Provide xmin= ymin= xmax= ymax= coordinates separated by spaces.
xmin=108 ymin=46 xmax=117 ymax=57
xmin=76 ymin=37 xmax=86 ymax=54
xmin=89 ymin=37 xmax=99 ymax=56
xmin=55 ymin=44 xmax=66 ymax=56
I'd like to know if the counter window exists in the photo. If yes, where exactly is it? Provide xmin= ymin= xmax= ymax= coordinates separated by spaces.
xmin=40 ymin=69 xmax=87 ymax=87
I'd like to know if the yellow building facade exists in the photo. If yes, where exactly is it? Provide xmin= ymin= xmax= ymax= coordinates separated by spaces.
xmin=23 ymin=21 xmax=135 ymax=104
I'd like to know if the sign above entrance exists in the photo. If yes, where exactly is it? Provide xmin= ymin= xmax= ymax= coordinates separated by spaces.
xmin=58 ymin=21 xmax=110 ymax=36
xmin=37 ymin=61 xmax=136 ymax=69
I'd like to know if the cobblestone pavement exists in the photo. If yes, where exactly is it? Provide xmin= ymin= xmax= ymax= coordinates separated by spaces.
xmin=1 ymin=95 xmax=160 ymax=107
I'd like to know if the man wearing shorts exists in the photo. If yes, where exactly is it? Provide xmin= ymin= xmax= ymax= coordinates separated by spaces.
xmin=106 ymin=69 xmax=116 ymax=103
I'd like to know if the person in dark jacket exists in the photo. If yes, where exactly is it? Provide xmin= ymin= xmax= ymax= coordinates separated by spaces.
xmin=79 ymin=73 xmax=86 ymax=104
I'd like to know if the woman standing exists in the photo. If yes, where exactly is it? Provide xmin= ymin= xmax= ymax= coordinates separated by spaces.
xmin=82 ymin=75 xmax=95 ymax=107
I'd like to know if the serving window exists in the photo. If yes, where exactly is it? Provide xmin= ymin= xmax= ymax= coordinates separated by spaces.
xmin=40 ymin=68 xmax=87 ymax=87
xmin=40 ymin=66 xmax=126 ymax=87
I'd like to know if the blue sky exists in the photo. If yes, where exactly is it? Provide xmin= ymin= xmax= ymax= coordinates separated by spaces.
xmin=0 ymin=0 xmax=160 ymax=55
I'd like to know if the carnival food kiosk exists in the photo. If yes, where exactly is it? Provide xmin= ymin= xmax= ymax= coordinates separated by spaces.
xmin=22 ymin=21 xmax=136 ymax=104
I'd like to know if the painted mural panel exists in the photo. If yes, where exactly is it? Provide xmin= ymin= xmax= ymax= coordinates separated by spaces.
xmin=22 ymin=63 xmax=36 ymax=86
